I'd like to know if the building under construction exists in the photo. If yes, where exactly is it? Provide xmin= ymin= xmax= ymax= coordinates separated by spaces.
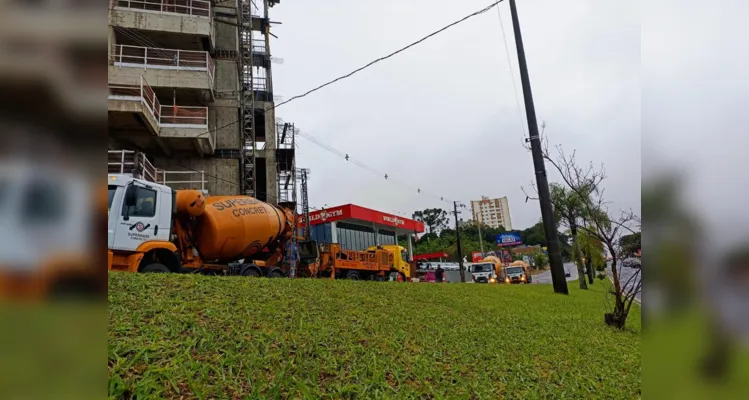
xmin=107 ymin=0 xmax=298 ymax=208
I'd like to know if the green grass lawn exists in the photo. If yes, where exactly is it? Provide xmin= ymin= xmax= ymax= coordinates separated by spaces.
xmin=109 ymin=274 xmax=641 ymax=399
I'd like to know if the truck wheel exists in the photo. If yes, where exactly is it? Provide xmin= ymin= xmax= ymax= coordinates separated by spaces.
xmin=345 ymin=271 xmax=360 ymax=280
xmin=141 ymin=263 xmax=170 ymax=273
xmin=268 ymin=270 xmax=284 ymax=278
xmin=241 ymin=266 xmax=261 ymax=277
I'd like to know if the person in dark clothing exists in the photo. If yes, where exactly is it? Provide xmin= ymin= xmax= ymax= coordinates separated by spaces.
xmin=435 ymin=265 xmax=445 ymax=283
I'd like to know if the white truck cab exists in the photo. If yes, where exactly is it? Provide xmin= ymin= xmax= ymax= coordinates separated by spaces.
xmin=107 ymin=174 xmax=174 ymax=254
xmin=469 ymin=262 xmax=498 ymax=283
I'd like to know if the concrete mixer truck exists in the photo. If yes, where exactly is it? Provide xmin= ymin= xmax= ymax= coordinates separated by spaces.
xmin=107 ymin=173 xmax=309 ymax=277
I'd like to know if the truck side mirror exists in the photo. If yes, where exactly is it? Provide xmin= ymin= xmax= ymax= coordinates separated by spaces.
xmin=124 ymin=184 xmax=137 ymax=207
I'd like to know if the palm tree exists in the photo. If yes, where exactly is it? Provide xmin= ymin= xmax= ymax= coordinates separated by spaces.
xmin=576 ymin=226 xmax=606 ymax=284
xmin=550 ymin=183 xmax=590 ymax=289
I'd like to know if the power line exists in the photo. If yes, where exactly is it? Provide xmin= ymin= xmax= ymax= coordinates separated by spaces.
xmin=495 ymin=3 xmax=527 ymax=144
xmin=293 ymin=128 xmax=453 ymax=205
xmin=273 ymin=0 xmax=506 ymax=109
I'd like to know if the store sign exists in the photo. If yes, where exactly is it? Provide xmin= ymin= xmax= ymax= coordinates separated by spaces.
xmin=382 ymin=215 xmax=405 ymax=226
xmin=313 ymin=208 xmax=343 ymax=222
xmin=472 ymin=252 xmax=484 ymax=263
xmin=300 ymin=208 xmax=346 ymax=225
xmin=496 ymin=232 xmax=523 ymax=247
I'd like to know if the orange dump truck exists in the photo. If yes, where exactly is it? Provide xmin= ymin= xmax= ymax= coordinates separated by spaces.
xmin=306 ymin=243 xmax=412 ymax=281
xmin=108 ymin=173 xmax=307 ymax=277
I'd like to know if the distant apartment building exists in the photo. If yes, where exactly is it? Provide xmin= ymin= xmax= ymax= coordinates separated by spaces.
xmin=470 ymin=196 xmax=513 ymax=230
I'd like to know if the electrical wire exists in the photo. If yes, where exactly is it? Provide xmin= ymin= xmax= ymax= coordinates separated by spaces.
xmin=111 ymin=1 xmax=509 ymax=145
xmin=273 ymin=0 xmax=506 ymax=110
xmin=495 ymin=3 xmax=527 ymax=145
xmin=293 ymin=128 xmax=453 ymax=205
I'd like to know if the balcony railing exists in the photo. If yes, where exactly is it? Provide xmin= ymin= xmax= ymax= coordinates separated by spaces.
xmin=114 ymin=0 xmax=211 ymax=18
xmin=108 ymin=150 xmax=207 ymax=193
xmin=160 ymin=105 xmax=208 ymax=127
xmin=109 ymin=77 xmax=161 ymax=123
xmin=111 ymin=44 xmax=215 ymax=84
xmin=109 ymin=76 xmax=208 ymax=128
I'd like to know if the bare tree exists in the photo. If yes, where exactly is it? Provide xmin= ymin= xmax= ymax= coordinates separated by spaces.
xmin=524 ymin=139 xmax=641 ymax=328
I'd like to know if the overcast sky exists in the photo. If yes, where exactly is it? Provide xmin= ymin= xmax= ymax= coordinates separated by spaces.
xmin=270 ymin=0 xmax=641 ymax=231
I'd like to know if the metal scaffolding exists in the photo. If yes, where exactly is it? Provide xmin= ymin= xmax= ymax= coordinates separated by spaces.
xmin=239 ymin=0 xmax=258 ymax=196
xmin=276 ymin=120 xmax=297 ymax=207
xmin=300 ymin=168 xmax=311 ymax=239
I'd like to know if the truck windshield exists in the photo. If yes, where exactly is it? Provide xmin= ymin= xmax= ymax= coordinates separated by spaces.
xmin=108 ymin=185 xmax=116 ymax=211
xmin=472 ymin=263 xmax=493 ymax=272
xmin=507 ymin=267 xmax=524 ymax=275
xmin=401 ymin=250 xmax=408 ymax=261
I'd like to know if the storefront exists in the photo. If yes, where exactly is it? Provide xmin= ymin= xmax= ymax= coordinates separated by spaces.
xmin=298 ymin=204 xmax=425 ymax=253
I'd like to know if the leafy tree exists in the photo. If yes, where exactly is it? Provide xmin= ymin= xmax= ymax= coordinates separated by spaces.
xmin=537 ymin=144 xmax=641 ymax=329
xmin=412 ymin=208 xmax=449 ymax=234
xmin=519 ymin=221 xmax=572 ymax=261
xmin=619 ymin=232 xmax=641 ymax=255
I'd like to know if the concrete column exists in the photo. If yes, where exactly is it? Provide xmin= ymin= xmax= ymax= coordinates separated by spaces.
xmin=407 ymin=234 xmax=413 ymax=261
xmin=108 ymin=25 xmax=116 ymax=62
xmin=263 ymin=102 xmax=277 ymax=203
xmin=330 ymin=221 xmax=338 ymax=243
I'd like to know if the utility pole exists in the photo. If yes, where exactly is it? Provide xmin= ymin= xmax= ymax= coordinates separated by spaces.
xmin=477 ymin=220 xmax=485 ymax=254
xmin=508 ymin=0 xmax=568 ymax=294
xmin=453 ymin=201 xmax=466 ymax=282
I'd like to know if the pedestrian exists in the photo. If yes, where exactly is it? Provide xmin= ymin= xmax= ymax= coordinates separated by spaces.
xmin=284 ymin=240 xmax=300 ymax=278
xmin=436 ymin=264 xmax=444 ymax=283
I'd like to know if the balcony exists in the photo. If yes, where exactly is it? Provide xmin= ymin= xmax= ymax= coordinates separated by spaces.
xmin=108 ymin=77 xmax=213 ymax=156
xmin=109 ymin=149 xmax=208 ymax=194
xmin=109 ymin=45 xmax=215 ymax=96
xmin=114 ymin=0 xmax=210 ymax=17
xmin=111 ymin=0 xmax=214 ymax=47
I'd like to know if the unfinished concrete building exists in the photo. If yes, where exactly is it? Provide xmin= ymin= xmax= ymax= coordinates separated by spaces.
xmin=108 ymin=0 xmax=296 ymax=207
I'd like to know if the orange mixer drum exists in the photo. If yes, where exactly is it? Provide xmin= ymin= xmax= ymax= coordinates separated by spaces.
xmin=196 ymin=196 xmax=292 ymax=261
xmin=176 ymin=190 xmax=206 ymax=217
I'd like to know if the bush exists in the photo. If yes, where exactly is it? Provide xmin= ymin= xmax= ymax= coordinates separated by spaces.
xmin=597 ymin=272 xmax=607 ymax=281
xmin=533 ymin=252 xmax=549 ymax=269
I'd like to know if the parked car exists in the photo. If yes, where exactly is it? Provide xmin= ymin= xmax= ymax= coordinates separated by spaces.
xmin=623 ymin=258 xmax=641 ymax=269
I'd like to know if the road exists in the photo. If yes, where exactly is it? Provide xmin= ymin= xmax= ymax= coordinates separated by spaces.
xmin=437 ymin=262 xmax=642 ymax=304
xmin=533 ymin=262 xmax=579 ymax=284
xmin=439 ymin=263 xmax=578 ymax=284
xmin=608 ymin=261 xmax=642 ymax=303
